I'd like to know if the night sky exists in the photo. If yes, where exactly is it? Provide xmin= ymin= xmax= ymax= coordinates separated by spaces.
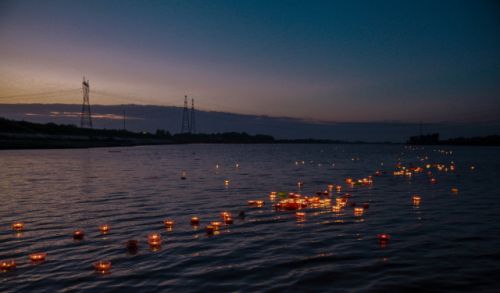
xmin=1 ymin=0 xmax=499 ymax=123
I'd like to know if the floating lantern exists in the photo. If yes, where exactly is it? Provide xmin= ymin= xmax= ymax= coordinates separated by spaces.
xmin=99 ymin=224 xmax=110 ymax=234
xmin=354 ymin=207 xmax=364 ymax=216
xmin=29 ymin=252 xmax=47 ymax=262
xmin=148 ymin=233 xmax=162 ymax=246
xmin=295 ymin=212 xmax=306 ymax=219
xmin=269 ymin=192 xmax=277 ymax=200
xmin=412 ymin=195 xmax=421 ymax=206
xmin=206 ymin=225 xmax=215 ymax=235
xmin=248 ymin=200 xmax=264 ymax=207
xmin=377 ymin=233 xmax=391 ymax=244
xmin=451 ymin=187 xmax=459 ymax=194
xmin=470 ymin=165 xmax=475 ymax=171
xmin=12 ymin=222 xmax=24 ymax=231
xmin=191 ymin=217 xmax=200 ymax=226
xmin=336 ymin=185 xmax=342 ymax=192
xmin=345 ymin=178 xmax=353 ymax=184
xmin=126 ymin=240 xmax=139 ymax=252
xmin=220 ymin=212 xmax=232 ymax=220
xmin=164 ymin=219 xmax=175 ymax=229
xmin=181 ymin=171 xmax=187 ymax=180
xmin=73 ymin=230 xmax=85 ymax=240
xmin=224 ymin=217 xmax=234 ymax=225
xmin=332 ymin=205 xmax=342 ymax=213
xmin=210 ymin=221 xmax=222 ymax=230
xmin=430 ymin=178 xmax=437 ymax=184
xmin=0 ymin=260 xmax=16 ymax=271
xmin=235 ymin=163 xmax=240 ymax=168
xmin=93 ymin=260 xmax=112 ymax=274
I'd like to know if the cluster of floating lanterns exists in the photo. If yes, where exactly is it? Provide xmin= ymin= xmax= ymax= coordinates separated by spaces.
xmin=3 ymin=151 xmax=469 ymax=275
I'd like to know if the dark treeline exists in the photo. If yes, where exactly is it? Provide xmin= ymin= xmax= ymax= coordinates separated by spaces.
xmin=407 ymin=133 xmax=500 ymax=146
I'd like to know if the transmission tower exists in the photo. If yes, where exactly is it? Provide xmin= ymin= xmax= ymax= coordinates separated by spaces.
xmin=190 ymin=98 xmax=196 ymax=133
xmin=181 ymin=95 xmax=191 ymax=133
xmin=80 ymin=76 xmax=93 ymax=128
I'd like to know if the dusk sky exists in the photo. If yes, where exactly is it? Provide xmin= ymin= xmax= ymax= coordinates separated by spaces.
xmin=1 ymin=0 xmax=499 ymax=123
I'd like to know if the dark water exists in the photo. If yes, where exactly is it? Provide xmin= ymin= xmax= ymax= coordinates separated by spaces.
xmin=1 ymin=144 xmax=500 ymax=292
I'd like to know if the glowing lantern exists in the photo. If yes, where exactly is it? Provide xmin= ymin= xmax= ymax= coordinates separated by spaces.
xmin=345 ymin=178 xmax=353 ymax=184
xmin=224 ymin=217 xmax=234 ymax=225
xmin=332 ymin=205 xmax=342 ymax=213
xmin=412 ymin=195 xmax=421 ymax=206
xmin=336 ymin=185 xmax=342 ymax=192
xmin=12 ymin=222 xmax=24 ymax=231
xmin=29 ymin=252 xmax=47 ymax=262
xmin=191 ymin=217 xmax=200 ymax=226
xmin=220 ymin=212 xmax=232 ymax=220
xmin=354 ymin=207 xmax=364 ymax=216
xmin=181 ymin=171 xmax=187 ymax=180
xmin=164 ymin=219 xmax=175 ymax=229
xmin=296 ymin=212 xmax=306 ymax=219
xmin=451 ymin=187 xmax=459 ymax=194
xmin=430 ymin=178 xmax=437 ymax=184
xmin=93 ymin=260 xmax=112 ymax=273
xmin=248 ymin=200 xmax=264 ymax=207
xmin=0 ymin=260 xmax=16 ymax=271
xmin=210 ymin=221 xmax=222 ymax=230
xmin=377 ymin=233 xmax=391 ymax=243
xmin=73 ymin=230 xmax=85 ymax=240
xmin=148 ymin=233 xmax=162 ymax=246
xmin=269 ymin=192 xmax=277 ymax=200
xmin=224 ymin=179 xmax=230 ymax=186
xmin=99 ymin=224 xmax=110 ymax=234
xmin=470 ymin=165 xmax=475 ymax=171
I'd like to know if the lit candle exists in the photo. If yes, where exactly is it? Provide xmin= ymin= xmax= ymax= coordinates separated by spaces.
xmin=377 ymin=233 xmax=391 ymax=243
xmin=73 ymin=230 xmax=85 ymax=240
xmin=412 ymin=195 xmax=421 ymax=206
xmin=12 ymin=222 xmax=24 ymax=231
xmin=210 ymin=221 xmax=222 ymax=230
xmin=99 ymin=224 xmax=110 ymax=234
xmin=164 ymin=219 xmax=175 ymax=229
xmin=296 ymin=212 xmax=306 ymax=219
xmin=148 ymin=232 xmax=162 ymax=246
xmin=0 ymin=260 xmax=16 ymax=271
xmin=191 ymin=217 xmax=200 ymax=226
xmin=29 ymin=252 xmax=47 ymax=262
xmin=354 ymin=207 xmax=364 ymax=216
xmin=93 ymin=260 xmax=112 ymax=273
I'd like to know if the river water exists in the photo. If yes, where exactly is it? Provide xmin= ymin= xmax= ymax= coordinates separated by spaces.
xmin=1 ymin=144 xmax=499 ymax=292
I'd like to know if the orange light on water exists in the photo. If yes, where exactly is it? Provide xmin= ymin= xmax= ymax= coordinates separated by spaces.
xmin=29 ymin=252 xmax=47 ymax=262
xmin=148 ymin=233 xmax=162 ymax=246
xmin=220 ymin=212 xmax=232 ymax=221
xmin=412 ymin=195 xmax=421 ymax=206
xmin=73 ymin=230 xmax=85 ymax=240
xmin=332 ymin=205 xmax=342 ymax=213
xmin=191 ymin=217 xmax=200 ymax=226
xmin=93 ymin=260 xmax=112 ymax=273
xmin=99 ymin=224 xmax=110 ymax=234
xmin=451 ymin=187 xmax=459 ymax=194
xmin=0 ymin=260 xmax=16 ymax=271
xmin=354 ymin=207 xmax=364 ymax=216
xmin=164 ymin=219 xmax=175 ymax=229
xmin=211 ymin=221 xmax=222 ymax=230
xmin=224 ymin=217 xmax=234 ymax=225
xmin=296 ymin=212 xmax=306 ymax=218
xmin=12 ymin=222 xmax=24 ymax=231
xmin=224 ymin=179 xmax=230 ymax=186
xmin=378 ymin=233 xmax=391 ymax=243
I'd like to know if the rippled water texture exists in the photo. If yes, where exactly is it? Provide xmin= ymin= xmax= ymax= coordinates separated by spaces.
xmin=1 ymin=144 xmax=500 ymax=292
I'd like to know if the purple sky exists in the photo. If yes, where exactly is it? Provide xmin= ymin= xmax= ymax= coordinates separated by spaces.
xmin=1 ymin=0 xmax=499 ymax=124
